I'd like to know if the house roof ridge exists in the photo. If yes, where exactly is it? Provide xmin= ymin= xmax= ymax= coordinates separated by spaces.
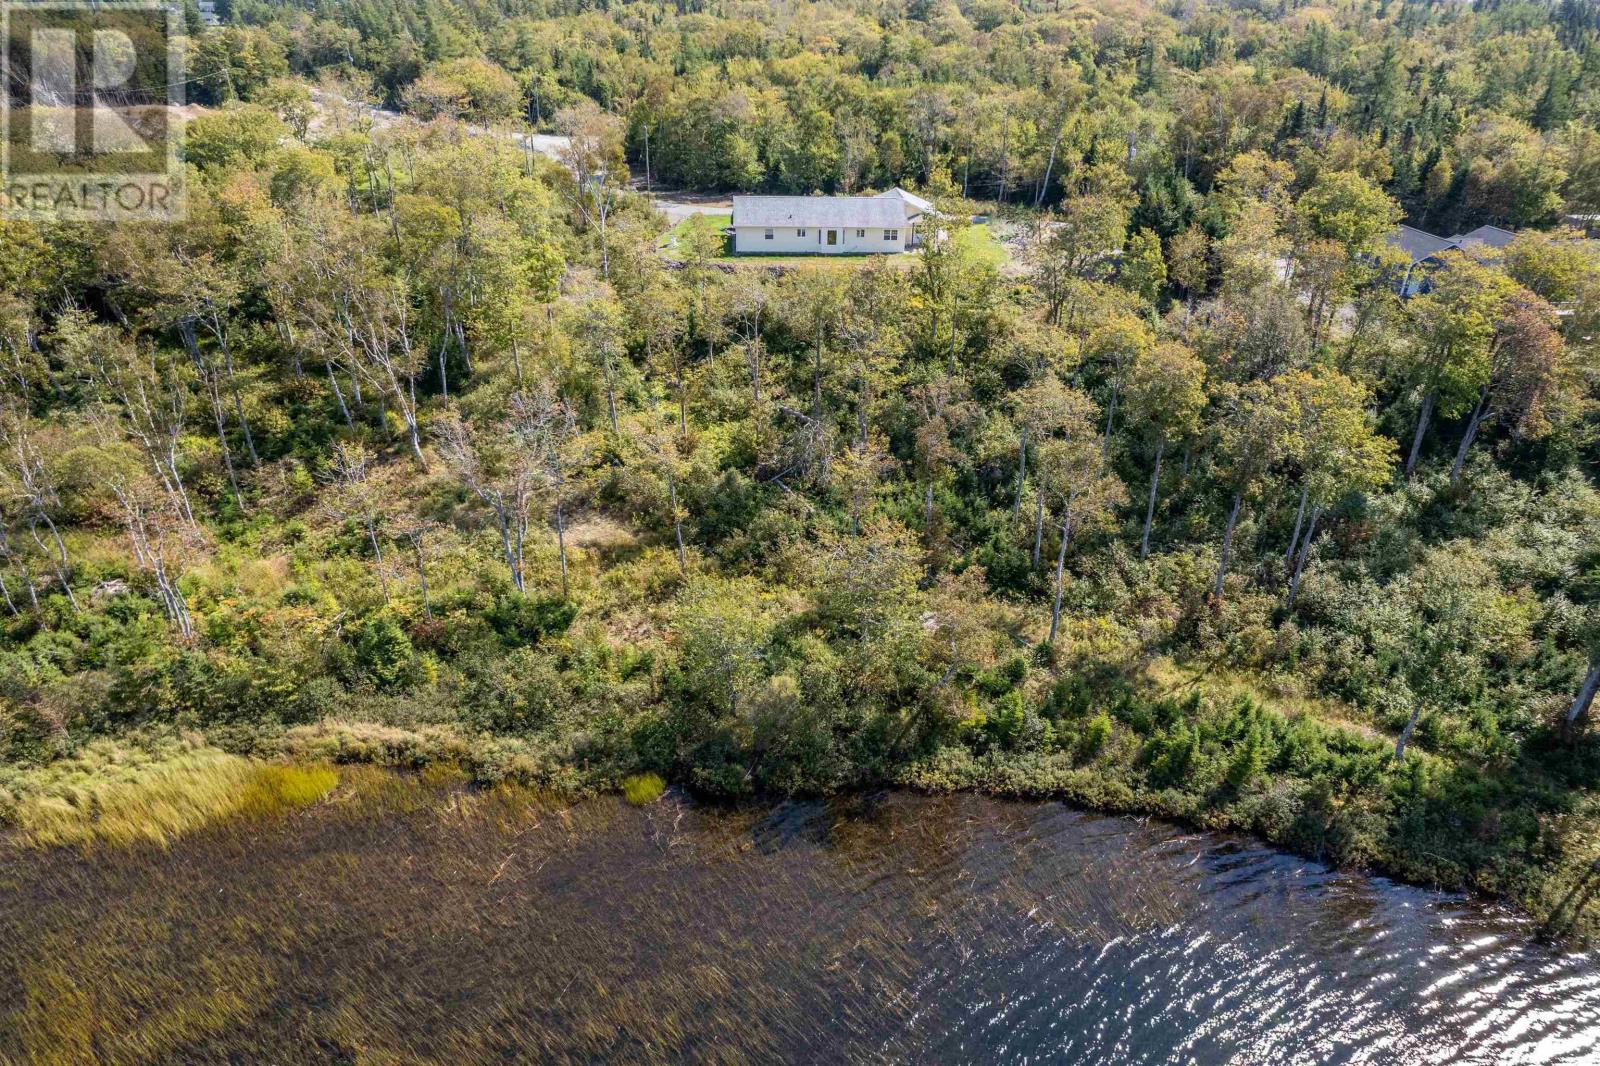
xmin=731 ymin=194 xmax=908 ymax=229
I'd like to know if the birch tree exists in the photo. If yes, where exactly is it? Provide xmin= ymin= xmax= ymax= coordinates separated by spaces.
xmin=1166 ymin=225 xmax=1210 ymax=317
xmin=1125 ymin=341 xmax=1206 ymax=560
xmin=108 ymin=224 xmax=259 ymax=502
xmin=321 ymin=442 xmax=393 ymax=600
xmin=1025 ymin=191 xmax=1129 ymax=324
xmin=643 ymin=386 xmax=689 ymax=573
xmin=437 ymin=410 xmax=536 ymax=596
xmin=1401 ymin=257 xmax=1517 ymax=477
xmin=1211 ymin=376 xmax=1296 ymax=601
xmin=90 ymin=436 xmax=203 ymax=639
xmin=510 ymin=386 xmax=580 ymax=600
xmin=1277 ymin=368 xmax=1394 ymax=607
xmin=1567 ymin=610 xmax=1600 ymax=739
xmin=779 ymin=270 xmax=845 ymax=426
xmin=1082 ymin=313 xmax=1154 ymax=451
xmin=1390 ymin=547 xmax=1524 ymax=762
xmin=909 ymin=375 xmax=969 ymax=540
xmin=575 ymin=291 xmax=629 ymax=440
xmin=1035 ymin=395 xmax=1125 ymax=644
xmin=0 ymin=409 xmax=79 ymax=611
xmin=0 ymin=506 xmax=25 ymax=615
xmin=1448 ymin=292 xmax=1565 ymax=485
xmin=56 ymin=313 xmax=197 ymax=526
xmin=292 ymin=217 xmax=430 ymax=466
xmin=1011 ymin=376 xmax=1081 ymax=566
xmin=556 ymin=102 xmax=627 ymax=281
xmin=725 ymin=272 xmax=771 ymax=407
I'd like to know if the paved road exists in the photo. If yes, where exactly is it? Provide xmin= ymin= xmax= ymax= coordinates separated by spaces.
xmin=647 ymin=192 xmax=732 ymax=224
xmin=307 ymin=89 xmax=572 ymax=163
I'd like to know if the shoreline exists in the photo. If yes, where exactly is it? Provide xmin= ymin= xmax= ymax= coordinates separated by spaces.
xmin=6 ymin=729 xmax=1595 ymax=945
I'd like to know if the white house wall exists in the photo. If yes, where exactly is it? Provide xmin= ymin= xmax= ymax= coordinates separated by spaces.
xmin=732 ymin=226 xmax=908 ymax=255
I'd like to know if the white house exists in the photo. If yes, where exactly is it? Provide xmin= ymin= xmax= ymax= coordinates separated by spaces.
xmin=877 ymin=186 xmax=934 ymax=221
xmin=729 ymin=188 xmax=932 ymax=255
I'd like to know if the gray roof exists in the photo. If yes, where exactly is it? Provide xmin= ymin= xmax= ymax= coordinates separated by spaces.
xmin=1449 ymin=225 xmax=1517 ymax=251
xmin=1389 ymin=225 xmax=1458 ymax=263
xmin=878 ymin=187 xmax=933 ymax=213
xmin=731 ymin=196 xmax=907 ymax=230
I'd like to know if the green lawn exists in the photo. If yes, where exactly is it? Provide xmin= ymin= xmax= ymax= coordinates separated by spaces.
xmin=660 ymin=212 xmax=732 ymax=253
xmin=953 ymin=223 xmax=1007 ymax=268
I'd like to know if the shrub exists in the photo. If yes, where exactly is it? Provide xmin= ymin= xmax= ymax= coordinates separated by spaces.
xmin=1226 ymin=727 xmax=1268 ymax=789
xmin=1079 ymin=713 xmax=1113 ymax=759
xmin=486 ymin=594 xmax=578 ymax=647
xmin=622 ymin=772 xmax=666 ymax=806
xmin=1146 ymin=724 xmax=1197 ymax=787
xmin=351 ymin=615 xmax=416 ymax=690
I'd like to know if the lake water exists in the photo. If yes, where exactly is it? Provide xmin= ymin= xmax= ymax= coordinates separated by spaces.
xmin=2 ymin=779 xmax=1597 ymax=1063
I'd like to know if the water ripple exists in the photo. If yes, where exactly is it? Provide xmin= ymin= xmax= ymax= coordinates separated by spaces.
xmin=2 ymin=787 xmax=1597 ymax=1063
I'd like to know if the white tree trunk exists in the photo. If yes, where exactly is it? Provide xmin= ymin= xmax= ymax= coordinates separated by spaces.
xmin=1048 ymin=503 xmax=1075 ymax=644
xmin=1286 ymin=483 xmax=1309 ymax=562
xmin=1013 ymin=427 xmax=1027 ymax=516
xmin=1450 ymin=385 xmax=1492 ymax=486
xmin=1394 ymin=701 xmax=1425 ymax=761
xmin=1140 ymin=437 xmax=1164 ymax=561
xmin=1214 ymin=492 xmax=1243 ymax=599
xmin=1286 ymin=506 xmax=1321 ymax=609
xmin=1405 ymin=390 xmax=1435 ymax=477
xmin=1568 ymin=659 xmax=1600 ymax=734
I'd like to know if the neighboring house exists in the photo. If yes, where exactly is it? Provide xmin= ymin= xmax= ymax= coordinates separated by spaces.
xmin=729 ymin=188 xmax=932 ymax=255
xmin=1388 ymin=225 xmax=1461 ymax=297
xmin=1451 ymin=224 xmax=1517 ymax=255
xmin=1562 ymin=213 xmax=1600 ymax=238
xmin=1386 ymin=223 xmax=1519 ymax=297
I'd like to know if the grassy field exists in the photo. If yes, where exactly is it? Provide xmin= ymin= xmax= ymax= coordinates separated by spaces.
xmin=953 ymin=222 xmax=1008 ymax=268
xmin=659 ymin=213 xmax=1009 ymax=270
xmin=0 ymin=737 xmax=338 ymax=848
xmin=659 ymin=212 xmax=732 ymax=254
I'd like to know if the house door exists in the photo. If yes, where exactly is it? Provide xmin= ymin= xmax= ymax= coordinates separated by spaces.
xmin=826 ymin=229 xmax=838 ymax=246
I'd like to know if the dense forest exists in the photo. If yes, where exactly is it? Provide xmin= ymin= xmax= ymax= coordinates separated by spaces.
xmin=3 ymin=0 xmax=1600 ymax=936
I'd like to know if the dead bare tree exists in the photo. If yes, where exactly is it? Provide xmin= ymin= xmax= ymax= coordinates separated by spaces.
xmin=556 ymin=102 xmax=626 ymax=282
xmin=57 ymin=314 xmax=198 ymax=526
xmin=0 ymin=408 xmax=79 ymax=611
xmin=94 ymin=438 xmax=202 ymax=639
xmin=508 ymin=385 xmax=580 ymax=598
xmin=436 ymin=411 xmax=537 ymax=595
xmin=320 ymin=441 xmax=393 ymax=601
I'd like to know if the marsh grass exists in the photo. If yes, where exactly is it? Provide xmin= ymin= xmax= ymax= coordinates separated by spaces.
xmin=0 ymin=766 xmax=608 ymax=1064
xmin=0 ymin=738 xmax=338 ymax=849
xmin=16 ymin=918 xmax=273 ymax=1066
xmin=623 ymin=772 xmax=667 ymax=805
xmin=3 ymin=787 xmax=1581 ymax=1064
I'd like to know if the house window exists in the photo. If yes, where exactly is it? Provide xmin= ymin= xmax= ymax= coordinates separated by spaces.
xmin=764 ymin=228 xmax=773 ymax=240
xmin=797 ymin=228 xmax=806 ymax=237
xmin=884 ymin=228 xmax=899 ymax=242
xmin=855 ymin=228 xmax=866 ymax=238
